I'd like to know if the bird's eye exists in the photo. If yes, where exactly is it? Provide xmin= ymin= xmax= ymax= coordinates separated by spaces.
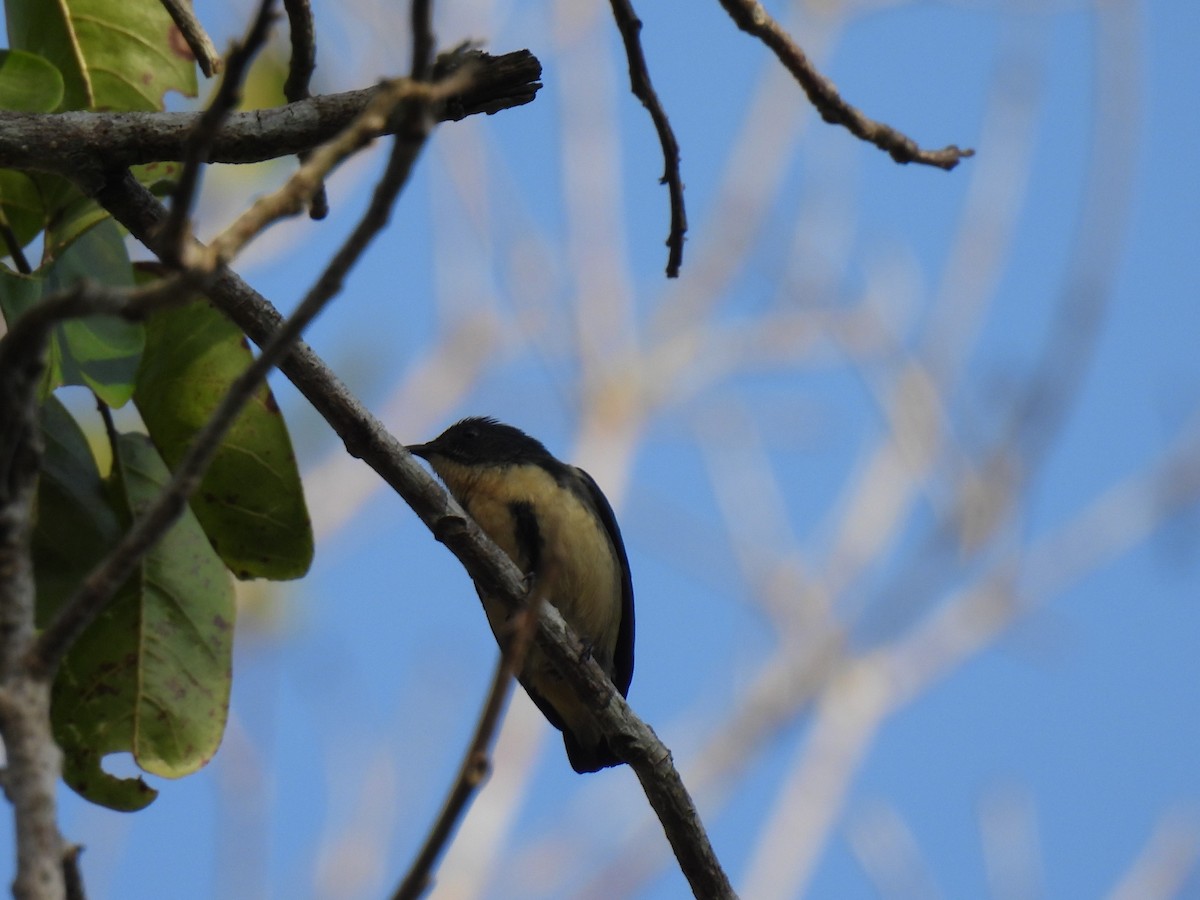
xmin=457 ymin=425 xmax=483 ymax=450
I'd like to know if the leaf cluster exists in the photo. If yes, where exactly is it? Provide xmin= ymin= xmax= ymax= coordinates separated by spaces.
xmin=1 ymin=0 xmax=313 ymax=812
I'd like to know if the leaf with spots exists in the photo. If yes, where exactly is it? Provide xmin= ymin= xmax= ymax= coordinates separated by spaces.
xmin=134 ymin=295 xmax=314 ymax=581
xmin=4 ymin=0 xmax=197 ymax=111
xmin=52 ymin=433 xmax=234 ymax=812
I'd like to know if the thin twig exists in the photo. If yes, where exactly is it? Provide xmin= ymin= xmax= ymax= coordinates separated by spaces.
xmin=392 ymin=605 xmax=540 ymax=900
xmin=29 ymin=78 xmax=441 ymax=678
xmin=0 ymin=277 xmax=194 ymax=361
xmin=63 ymin=843 xmax=87 ymax=900
xmin=607 ymin=0 xmax=687 ymax=277
xmin=159 ymin=0 xmax=278 ymax=263
xmin=1 ymin=222 xmax=32 ymax=274
xmin=716 ymin=0 xmax=973 ymax=169
xmin=410 ymin=0 xmax=436 ymax=82
xmin=158 ymin=0 xmax=222 ymax=77
xmin=281 ymin=0 xmax=328 ymax=218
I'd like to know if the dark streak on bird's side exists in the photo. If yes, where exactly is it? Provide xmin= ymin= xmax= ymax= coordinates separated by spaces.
xmin=509 ymin=500 xmax=542 ymax=575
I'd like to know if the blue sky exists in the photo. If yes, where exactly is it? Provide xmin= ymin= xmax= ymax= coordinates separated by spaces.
xmin=5 ymin=1 xmax=1200 ymax=898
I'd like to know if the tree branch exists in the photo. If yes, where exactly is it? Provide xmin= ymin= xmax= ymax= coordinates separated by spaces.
xmin=410 ymin=0 xmax=436 ymax=81
xmin=0 ymin=50 xmax=542 ymax=178
xmin=391 ymin=653 xmax=518 ymax=900
xmin=716 ymin=0 xmax=973 ymax=169
xmin=0 ymin=282 xmax=64 ymax=900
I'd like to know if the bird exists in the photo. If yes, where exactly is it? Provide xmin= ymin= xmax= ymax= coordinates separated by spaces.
xmin=407 ymin=417 xmax=634 ymax=773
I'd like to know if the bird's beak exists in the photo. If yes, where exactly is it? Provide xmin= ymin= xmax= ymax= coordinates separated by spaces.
xmin=406 ymin=442 xmax=430 ymax=459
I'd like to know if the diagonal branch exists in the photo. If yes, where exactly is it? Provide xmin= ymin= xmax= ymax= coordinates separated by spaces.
xmin=159 ymin=0 xmax=222 ymax=77
xmin=391 ymin=603 xmax=537 ymax=900
xmin=716 ymin=0 xmax=973 ymax=169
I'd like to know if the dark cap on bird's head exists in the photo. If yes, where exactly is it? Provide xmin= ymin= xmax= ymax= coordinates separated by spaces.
xmin=407 ymin=416 xmax=552 ymax=467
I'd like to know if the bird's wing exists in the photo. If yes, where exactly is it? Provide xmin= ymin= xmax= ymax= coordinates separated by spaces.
xmin=571 ymin=466 xmax=635 ymax=696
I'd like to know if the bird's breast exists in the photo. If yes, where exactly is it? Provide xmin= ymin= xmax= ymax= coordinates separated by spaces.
xmin=431 ymin=459 xmax=624 ymax=663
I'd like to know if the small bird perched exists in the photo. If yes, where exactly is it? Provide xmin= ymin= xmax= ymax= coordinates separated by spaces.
xmin=407 ymin=417 xmax=635 ymax=773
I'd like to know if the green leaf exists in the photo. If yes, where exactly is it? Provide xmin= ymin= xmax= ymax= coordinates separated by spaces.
xmin=0 ymin=220 xmax=143 ymax=402
xmin=135 ymin=298 xmax=314 ymax=580
xmin=32 ymin=396 xmax=121 ymax=625
xmin=0 ymin=49 xmax=65 ymax=112
xmin=38 ymin=175 xmax=113 ymax=264
xmin=41 ymin=218 xmax=144 ymax=405
xmin=53 ymin=432 xmax=234 ymax=812
xmin=0 ymin=262 xmax=41 ymax=328
xmin=0 ymin=265 xmax=59 ymax=397
xmin=0 ymin=169 xmax=45 ymax=252
xmin=30 ymin=164 xmax=179 ymax=268
xmin=5 ymin=0 xmax=198 ymax=111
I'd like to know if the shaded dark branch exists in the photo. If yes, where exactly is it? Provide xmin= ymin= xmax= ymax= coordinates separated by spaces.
xmin=0 ymin=49 xmax=542 ymax=177
xmin=30 ymin=76 xmax=440 ymax=678
xmin=281 ymin=0 xmax=328 ymax=219
xmin=716 ymin=0 xmax=972 ymax=169
xmin=162 ymin=0 xmax=279 ymax=263
xmin=607 ymin=0 xmax=687 ymax=278
xmin=159 ymin=0 xmax=221 ymax=77
xmin=282 ymin=0 xmax=317 ymax=102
